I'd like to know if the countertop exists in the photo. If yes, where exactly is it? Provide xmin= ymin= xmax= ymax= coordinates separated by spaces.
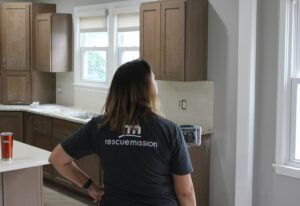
xmin=0 ymin=141 xmax=50 ymax=173
xmin=0 ymin=104 xmax=211 ymax=135
xmin=0 ymin=104 xmax=98 ymax=124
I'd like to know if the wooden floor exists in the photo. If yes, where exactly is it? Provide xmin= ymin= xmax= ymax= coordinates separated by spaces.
xmin=44 ymin=181 xmax=95 ymax=206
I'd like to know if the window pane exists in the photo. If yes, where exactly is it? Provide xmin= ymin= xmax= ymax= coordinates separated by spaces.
xmin=80 ymin=32 xmax=108 ymax=47
xmin=118 ymin=31 xmax=139 ymax=47
xmin=83 ymin=51 xmax=107 ymax=82
xmin=295 ymin=84 xmax=300 ymax=160
xmin=120 ymin=50 xmax=139 ymax=65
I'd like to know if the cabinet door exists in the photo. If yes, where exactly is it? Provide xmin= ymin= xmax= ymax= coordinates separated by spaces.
xmin=161 ymin=1 xmax=185 ymax=81
xmin=0 ymin=4 xmax=2 ymax=68
xmin=53 ymin=119 xmax=102 ymax=191
xmin=0 ymin=112 xmax=23 ymax=142
xmin=0 ymin=73 xmax=2 ymax=104
xmin=188 ymin=134 xmax=210 ymax=206
xmin=1 ymin=3 xmax=30 ymax=71
xmin=31 ymin=114 xmax=53 ymax=179
xmin=2 ymin=71 xmax=30 ymax=104
xmin=140 ymin=2 xmax=161 ymax=79
xmin=36 ymin=13 xmax=51 ymax=72
xmin=32 ymin=128 xmax=53 ymax=179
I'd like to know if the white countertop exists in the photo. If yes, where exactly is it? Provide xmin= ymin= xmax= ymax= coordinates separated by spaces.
xmin=0 ymin=141 xmax=51 ymax=173
xmin=0 ymin=104 xmax=99 ymax=124
xmin=0 ymin=104 xmax=212 ymax=134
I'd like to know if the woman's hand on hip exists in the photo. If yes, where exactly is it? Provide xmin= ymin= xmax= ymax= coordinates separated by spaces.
xmin=87 ymin=182 xmax=104 ymax=204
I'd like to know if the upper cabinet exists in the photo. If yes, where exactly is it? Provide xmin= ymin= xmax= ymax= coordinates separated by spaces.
xmin=1 ymin=3 xmax=31 ymax=71
xmin=36 ymin=13 xmax=72 ymax=72
xmin=0 ymin=3 xmax=56 ymax=105
xmin=140 ymin=0 xmax=208 ymax=81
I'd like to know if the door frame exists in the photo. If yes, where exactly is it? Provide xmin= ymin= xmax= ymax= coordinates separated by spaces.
xmin=235 ymin=0 xmax=257 ymax=206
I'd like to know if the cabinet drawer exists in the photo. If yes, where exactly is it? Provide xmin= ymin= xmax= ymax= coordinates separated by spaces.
xmin=53 ymin=118 xmax=82 ymax=137
xmin=32 ymin=114 xmax=52 ymax=134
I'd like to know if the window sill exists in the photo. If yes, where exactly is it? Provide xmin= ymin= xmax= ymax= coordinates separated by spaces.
xmin=273 ymin=164 xmax=300 ymax=179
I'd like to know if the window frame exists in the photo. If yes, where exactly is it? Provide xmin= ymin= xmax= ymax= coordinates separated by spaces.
xmin=290 ymin=78 xmax=300 ymax=164
xmin=73 ymin=0 xmax=152 ymax=90
xmin=274 ymin=0 xmax=300 ymax=178
xmin=117 ymin=26 xmax=140 ymax=66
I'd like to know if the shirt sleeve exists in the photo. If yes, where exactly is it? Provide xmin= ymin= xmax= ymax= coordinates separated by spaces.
xmin=170 ymin=125 xmax=193 ymax=175
xmin=60 ymin=118 xmax=96 ymax=159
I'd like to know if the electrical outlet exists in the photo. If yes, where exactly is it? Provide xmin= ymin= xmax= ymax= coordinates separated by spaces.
xmin=58 ymin=85 xmax=62 ymax=94
xmin=178 ymin=99 xmax=187 ymax=110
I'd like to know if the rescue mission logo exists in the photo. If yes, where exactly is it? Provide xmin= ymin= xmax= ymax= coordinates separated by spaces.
xmin=105 ymin=124 xmax=158 ymax=148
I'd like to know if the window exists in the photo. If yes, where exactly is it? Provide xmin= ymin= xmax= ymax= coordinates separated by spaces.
xmin=74 ymin=2 xmax=141 ymax=89
xmin=290 ymin=0 xmax=300 ymax=164
xmin=275 ymin=0 xmax=300 ymax=178
xmin=79 ymin=15 xmax=108 ymax=83
xmin=117 ymin=13 xmax=140 ymax=65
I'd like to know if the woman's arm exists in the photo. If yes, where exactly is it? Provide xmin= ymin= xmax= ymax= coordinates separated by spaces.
xmin=173 ymin=174 xmax=196 ymax=206
xmin=49 ymin=144 xmax=103 ymax=203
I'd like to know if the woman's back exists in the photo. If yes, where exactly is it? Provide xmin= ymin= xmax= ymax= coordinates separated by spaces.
xmin=61 ymin=116 xmax=192 ymax=206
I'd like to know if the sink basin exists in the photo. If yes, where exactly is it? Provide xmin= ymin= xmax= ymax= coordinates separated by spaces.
xmin=68 ymin=112 xmax=98 ymax=120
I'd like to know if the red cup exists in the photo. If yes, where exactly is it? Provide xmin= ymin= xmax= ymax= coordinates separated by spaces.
xmin=1 ymin=132 xmax=13 ymax=160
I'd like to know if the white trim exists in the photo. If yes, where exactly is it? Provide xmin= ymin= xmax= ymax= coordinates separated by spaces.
xmin=80 ymin=28 xmax=108 ymax=33
xmin=273 ymin=164 xmax=300 ymax=179
xmin=235 ymin=0 xmax=257 ymax=206
xmin=273 ymin=0 xmax=300 ymax=180
xmin=290 ymin=78 xmax=300 ymax=162
xmin=117 ymin=27 xmax=140 ymax=32
xmin=275 ymin=0 xmax=293 ymax=166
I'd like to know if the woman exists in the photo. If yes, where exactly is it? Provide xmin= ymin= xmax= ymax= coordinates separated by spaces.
xmin=49 ymin=59 xmax=196 ymax=206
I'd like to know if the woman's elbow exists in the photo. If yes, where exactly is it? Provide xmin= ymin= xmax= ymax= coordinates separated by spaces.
xmin=176 ymin=184 xmax=195 ymax=197
xmin=48 ymin=144 xmax=70 ymax=167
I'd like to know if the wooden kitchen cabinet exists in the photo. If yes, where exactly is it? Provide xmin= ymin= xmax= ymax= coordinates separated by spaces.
xmin=140 ymin=3 xmax=161 ymax=78
xmin=1 ymin=71 xmax=31 ymax=104
xmin=31 ymin=114 xmax=54 ymax=179
xmin=0 ymin=3 xmax=30 ymax=71
xmin=140 ymin=0 xmax=208 ymax=81
xmin=36 ymin=13 xmax=72 ymax=72
xmin=188 ymin=134 xmax=210 ymax=206
xmin=0 ymin=112 xmax=23 ymax=142
xmin=0 ymin=2 xmax=56 ymax=104
xmin=52 ymin=118 xmax=102 ymax=193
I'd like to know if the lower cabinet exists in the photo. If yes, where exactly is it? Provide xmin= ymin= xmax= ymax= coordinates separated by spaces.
xmin=188 ymin=134 xmax=210 ymax=206
xmin=0 ymin=111 xmax=23 ymax=142
xmin=22 ymin=112 xmax=102 ymax=196
xmin=52 ymin=118 xmax=102 ymax=194
xmin=30 ymin=114 xmax=53 ymax=179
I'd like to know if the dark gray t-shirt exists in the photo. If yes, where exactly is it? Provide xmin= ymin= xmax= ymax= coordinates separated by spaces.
xmin=61 ymin=116 xmax=193 ymax=206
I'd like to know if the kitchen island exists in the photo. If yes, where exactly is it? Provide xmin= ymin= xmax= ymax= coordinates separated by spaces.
xmin=0 ymin=141 xmax=51 ymax=206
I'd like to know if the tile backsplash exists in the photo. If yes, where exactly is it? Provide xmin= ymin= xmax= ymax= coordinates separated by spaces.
xmin=157 ymin=81 xmax=214 ymax=133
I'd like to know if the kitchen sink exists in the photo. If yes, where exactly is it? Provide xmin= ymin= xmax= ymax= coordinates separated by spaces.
xmin=68 ymin=112 xmax=98 ymax=120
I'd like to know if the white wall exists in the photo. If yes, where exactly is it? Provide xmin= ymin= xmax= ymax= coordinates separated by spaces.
xmin=253 ymin=0 xmax=300 ymax=205
xmin=207 ymin=0 xmax=238 ymax=205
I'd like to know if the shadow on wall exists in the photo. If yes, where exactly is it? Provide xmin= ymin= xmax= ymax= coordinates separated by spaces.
xmin=208 ymin=2 xmax=238 ymax=206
